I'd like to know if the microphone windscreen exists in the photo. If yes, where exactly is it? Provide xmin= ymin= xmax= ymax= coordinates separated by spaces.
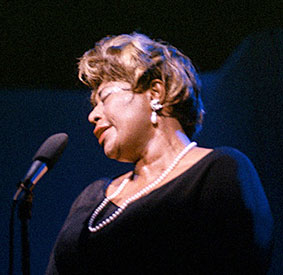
xmin=32 ymin=133 xmax=68 ymax=169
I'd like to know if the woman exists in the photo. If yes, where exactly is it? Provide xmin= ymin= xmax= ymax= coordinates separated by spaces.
xmin=46 ymin=33 xmax=273 ymax=274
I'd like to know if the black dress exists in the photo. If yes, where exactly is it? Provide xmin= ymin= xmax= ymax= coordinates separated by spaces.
xmin=46 ymin=147 xmax=274 ymax=274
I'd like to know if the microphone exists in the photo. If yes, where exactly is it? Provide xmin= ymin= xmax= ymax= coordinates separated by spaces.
xmin=13 ymin=133 xmax=68 ymax=201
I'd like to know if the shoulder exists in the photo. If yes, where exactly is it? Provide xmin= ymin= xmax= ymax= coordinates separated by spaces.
xmin=202 ymin=146 xmax=257 ymax=177
xmin=68 ymin=178 xmax=111 ymax=213
xmin=198 ymin=146 xmax=262 ymax=195
xmin=183 ymin=146 xmax=258 ymax=185
xmin=209 ymin=146 xmax=253 ymax=165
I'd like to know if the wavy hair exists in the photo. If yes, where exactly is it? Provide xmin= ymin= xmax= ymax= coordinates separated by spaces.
xmin=78 ymin=32 xmax=204 ymax=138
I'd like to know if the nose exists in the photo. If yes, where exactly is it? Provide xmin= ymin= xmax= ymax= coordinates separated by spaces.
xmin=88 ymin=105 xmax=102 ymax=124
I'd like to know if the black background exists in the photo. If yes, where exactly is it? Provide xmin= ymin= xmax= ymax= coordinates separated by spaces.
xmin=1 ymin=0 xmax=281 ymax=89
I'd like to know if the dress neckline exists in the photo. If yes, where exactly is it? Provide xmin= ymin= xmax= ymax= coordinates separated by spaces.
xmin=104 ymin=148 xmax=216 ymax=207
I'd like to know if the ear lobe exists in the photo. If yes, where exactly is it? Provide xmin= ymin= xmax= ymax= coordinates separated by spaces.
xmin=149 ymin=79 xmax=166 ymax=103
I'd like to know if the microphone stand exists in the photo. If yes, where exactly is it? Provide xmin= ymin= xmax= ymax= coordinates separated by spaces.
xmin=9 ymin=133 xmax=68 ymax=274
xmin=18 ymin=185 xmax=33 ymax=275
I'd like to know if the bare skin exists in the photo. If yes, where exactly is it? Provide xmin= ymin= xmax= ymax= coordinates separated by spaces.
xmin=88 ymin=80 xmax=213 ymax=207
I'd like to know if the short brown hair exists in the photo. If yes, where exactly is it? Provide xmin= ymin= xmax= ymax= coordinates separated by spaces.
xmin=78 ymin=32 xmax=204 ymax=138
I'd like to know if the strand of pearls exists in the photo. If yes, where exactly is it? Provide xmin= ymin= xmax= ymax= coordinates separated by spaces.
xmin=88 ymin=141 xmax=197 ymax=233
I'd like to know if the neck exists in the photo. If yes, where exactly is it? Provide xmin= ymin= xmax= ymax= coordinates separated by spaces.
xmin=133 ymin=119 xmax=192 ymax=184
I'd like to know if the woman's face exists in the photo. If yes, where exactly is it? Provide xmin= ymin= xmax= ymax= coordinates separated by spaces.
xmin=88 ymin=81 xmax=154 ymax=162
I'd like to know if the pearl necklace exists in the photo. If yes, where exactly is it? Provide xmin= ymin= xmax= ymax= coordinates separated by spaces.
xmin=88 ymin=141 xmax=197 ymax=233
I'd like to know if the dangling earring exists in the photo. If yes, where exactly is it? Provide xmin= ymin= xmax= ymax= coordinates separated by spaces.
xmin=150 ymin=99 xmax=163 ymax=125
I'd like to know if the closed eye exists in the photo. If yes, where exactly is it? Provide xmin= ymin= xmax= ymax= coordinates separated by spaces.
xmin=99 ymin=90 xmax=112 ymax=103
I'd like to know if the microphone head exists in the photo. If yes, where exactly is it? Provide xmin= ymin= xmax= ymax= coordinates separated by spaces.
xmin=32 ymin=133 xmax=68 ymax=169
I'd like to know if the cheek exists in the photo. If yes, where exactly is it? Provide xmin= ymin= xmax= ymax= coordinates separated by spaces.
xmin=104 ymin=101 xmax=133 ymax=127
xmin=105 ymin=96 xmax=151 ymax=136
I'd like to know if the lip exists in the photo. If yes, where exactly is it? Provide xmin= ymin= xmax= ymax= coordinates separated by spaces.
xmin=93 ymin=125 xmax=111 ymax=144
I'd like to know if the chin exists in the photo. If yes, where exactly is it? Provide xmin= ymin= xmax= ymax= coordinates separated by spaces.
xmin=104 ymin=146 xmax=118 ymax=160
xmin=103 ymin=141 xmax=121 ymax=160
xmin=103 ymin=143 xmax=134 ymax=163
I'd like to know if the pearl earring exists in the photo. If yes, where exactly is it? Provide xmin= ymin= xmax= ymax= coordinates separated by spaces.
xmin=150 ymin=99 xmax=163 ymax=125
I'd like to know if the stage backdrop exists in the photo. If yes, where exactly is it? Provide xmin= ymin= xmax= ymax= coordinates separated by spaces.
xmin=1 ymin=29 xmax=282 ymax=274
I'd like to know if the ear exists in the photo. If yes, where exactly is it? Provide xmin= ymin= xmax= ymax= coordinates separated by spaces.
xmin=149 ymin=79 xmax=166 ymax=103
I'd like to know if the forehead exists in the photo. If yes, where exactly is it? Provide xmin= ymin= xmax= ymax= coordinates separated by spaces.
xmin=98 ymin=81 xmax=132 ymax=92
